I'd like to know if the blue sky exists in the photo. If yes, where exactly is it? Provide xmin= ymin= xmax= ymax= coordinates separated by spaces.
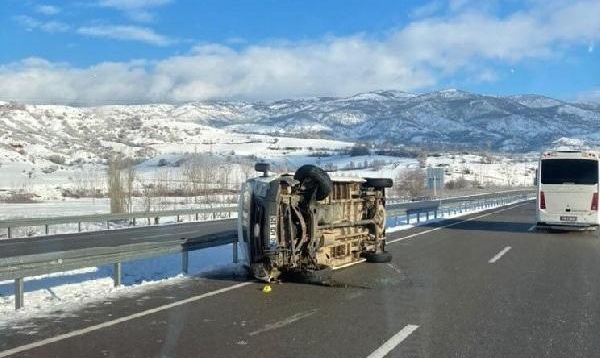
xmin=0 ymin=0 xmax=599 ymax=104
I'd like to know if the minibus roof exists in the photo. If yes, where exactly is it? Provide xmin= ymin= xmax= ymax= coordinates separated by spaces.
xmin=541 ymin=150 xmax=599 ymax=159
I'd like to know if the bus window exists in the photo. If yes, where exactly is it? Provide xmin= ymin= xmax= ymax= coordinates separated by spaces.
xmin=541 ymin=159 xmax=598 ymax=185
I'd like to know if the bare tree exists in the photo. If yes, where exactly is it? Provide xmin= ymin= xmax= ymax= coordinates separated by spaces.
xmin=416 ymin=150 xmax=428 ymax=168
xmin=154 ymin=169 xmax=172 ymax=211
xmin=183 ymin=154 xmax=206 ymax=200
xmin=240 ymin=162 xmax=255 ymax=182
xmin=395 ymin=169 xmax=427 ymax=198
xmin=445 ymin=176 xmax=469 ymax=190
xmin=125 ymin=163 xmax=136 ymax=213
xmin=107 ymin=155 xmax=125 ymax=213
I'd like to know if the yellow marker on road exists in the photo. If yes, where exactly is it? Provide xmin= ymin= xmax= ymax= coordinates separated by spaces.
xmin=262 ymin=285 xmax=272 ymax=293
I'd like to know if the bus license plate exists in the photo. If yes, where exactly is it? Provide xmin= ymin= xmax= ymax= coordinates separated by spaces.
xmin=560 ymin=216 xmax=577 ymax=222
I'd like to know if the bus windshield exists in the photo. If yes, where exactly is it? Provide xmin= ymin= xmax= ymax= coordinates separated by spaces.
xmin=541 ymin=159 xmax=599 ymax=185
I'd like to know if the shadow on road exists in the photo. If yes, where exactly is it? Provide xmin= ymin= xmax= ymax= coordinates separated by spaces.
xmin=420 ymin=219 xmax=599 ymax=235
xmin=198 ymin=265 xmax=251 ymax=282
xmin=420 ymin=219 xmax=535 ymax=233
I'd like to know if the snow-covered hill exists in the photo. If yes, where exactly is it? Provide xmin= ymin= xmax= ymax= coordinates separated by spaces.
xmin=234 ymin=89 xmax=600 ymax=151
xmin=2 ymin=89 xmax=599 ymax=168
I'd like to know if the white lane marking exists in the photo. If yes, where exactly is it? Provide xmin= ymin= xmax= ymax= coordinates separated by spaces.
xmin=387 ymin=203 xmax=528 ymax=244
xmin=387 ymin=263 xmax=403 ymax=275
xmin=365 ymin=324 xmax=419 ymax=358
xmin=527 ymin=225 xmax=537 ymax=232
xmin=0 ymin=282 xmax=252 ymax=358
xmin=248 ymin=309 xmax=318 ymax=336
xmin=333 ymin=258 xmax=366 ymax=270
xmin=488 ymin=246 xmax=512 ymax=264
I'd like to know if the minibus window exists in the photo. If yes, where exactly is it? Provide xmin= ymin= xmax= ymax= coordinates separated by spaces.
xmin=541 ymin=159 xmax=598 ymax=185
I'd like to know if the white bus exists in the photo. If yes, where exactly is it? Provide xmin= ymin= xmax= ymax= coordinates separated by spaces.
xmin=537 ymin=150 xmax=600 ymax=230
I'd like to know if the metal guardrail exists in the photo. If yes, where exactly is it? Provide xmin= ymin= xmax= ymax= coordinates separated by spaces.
xmin=0 ymin=206 xmax=238 ymax=239
xmin=384 ymin=189 xmax=533 ymax=205
xmin=2 ymin=227 xmax=238 ymax=309
xmin=0 ymin=190 xmax=532 ymax=239
xmin=386 ymin=189 xmax=534 ymax=212
xmin=386 ymin=192 xmax=535 ymax=226
xmin=1 ymin=190 xmax=535 ymax=310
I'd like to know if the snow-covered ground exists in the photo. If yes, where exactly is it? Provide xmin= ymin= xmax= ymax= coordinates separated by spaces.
xmin=1 ymin=100 xmax=541 ymax=203
xmin=0 ymin=150 xmax=537 ymax=221
xmin=0 ymin=197 xmax=237 ymax=220
xmin=0 ymin=198 xmax=236 ymax=239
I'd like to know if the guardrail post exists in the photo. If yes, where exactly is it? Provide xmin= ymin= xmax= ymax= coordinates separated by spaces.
xmin=434 ymin=210 xmax=438 ymax=219
xmin=406 ymin=215 xmax=410 ymax=225
xmin=7 ymin=227 xmax=11 ymax=239
xmin=417 ymin=212 xmax=421 ymax=223
xmin=233 ymin=241 xmax=238 ymax=263
xmin=195 ymin=213 xmax=199 ymax=221
xmin=106 ymin=221 xmax=110 ymax=230
xmin=15 ymin=278 xmax=24 ymax=309
xmin=78 ymin=222 xmax=82 ymax=232
xmin=426 ymin=211 xmax=430 ymax=221
xmin=113 ymin=263 xmax=122 ymax=287
xmin=45 ymin=224 xmax=49 ymax=235
xmin=182 ymin=251 xmax=189 ymax=274
xmin=132 ymin=218 xmax=136 ymax=226
xmin=154 ymin=217 xmax=159 ymax=225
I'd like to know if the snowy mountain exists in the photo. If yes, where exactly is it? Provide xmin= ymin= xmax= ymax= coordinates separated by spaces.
xmin=2 ymin=90 xmax=600 ymax=167
xmin=226 ymin=89 xmax=600 ymax=152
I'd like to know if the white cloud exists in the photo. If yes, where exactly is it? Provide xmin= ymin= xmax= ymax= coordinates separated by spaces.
xmin=40 ymin=21 xmax=70 ymax=33
xmin=409 ymin=1 xmax=444 ymax=19
xmin=35 ymin=5 xmax=61 ymax=15
xmin=14 ymin=15 xmax=39 ymax=29
xmin=576 ymin=89 xmax=600 ymax=103
xmin=477 ymin=69 xmax=499 ymax=83
xmin=2 ymin=0 xmax=600 ymax=104
xmin=449 ymin=0 xmax=472 ymax=12
xmin=97 ymin=0 xmax=172 ymax=10
xmin=126 ymin=10 xmax=155 ymax=23
xmin=76 ymin=25 xmax=174 ymax=46
xmin=14 ymin=15 xmax=70 ymax=33
xmin=97 ymin=0 xmax=172 ymax=22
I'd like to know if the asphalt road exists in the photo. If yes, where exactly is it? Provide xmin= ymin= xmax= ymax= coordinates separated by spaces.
xmin=3 ymin=201 xmax=600 ymax=358
xmin=0 ymin=219 xmax=237 ymax=259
